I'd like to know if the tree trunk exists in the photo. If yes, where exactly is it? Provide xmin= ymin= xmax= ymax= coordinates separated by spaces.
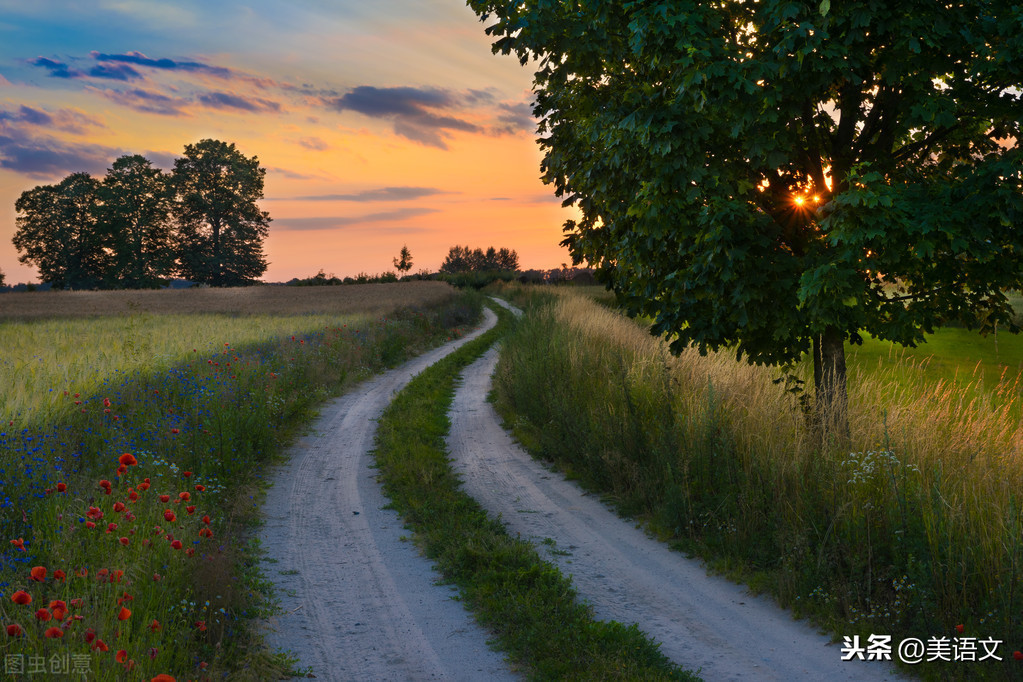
xmin=813 ymin=326 xmax=849 ymax=439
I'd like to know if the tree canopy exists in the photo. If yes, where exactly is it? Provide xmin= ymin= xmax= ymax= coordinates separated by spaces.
xmin=173 ymin=139 xmax=270 ymax=287
xmin=440 ymin=245 xmax=519 ymax=273
xmin=469 ymin=0 xmax=1023 ymax=425
xmin=13 ymin=172 xmax=109 ymax=290
xmin=393 ymin=244 xmax=414 ymax=274
xmin=12 ymin=141 xmax=272 ymax=289
xmin=101 ymin=154 xmax=175 ymax=288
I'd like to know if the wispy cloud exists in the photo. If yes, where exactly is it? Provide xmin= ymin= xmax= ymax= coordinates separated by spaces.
xmin=324 ymin=86 xmax=479 ymax=149
xmin=28 ymin=56 xmax=83 ymax=79
xmin=90 ymin=86 xmax=191 ymax=116
xmin=296 ymin=136 xmax=328 ymax=151
xmin=90 ymin=51 xmax=233 ymax=78
xmin=0 ymin=104 xmax=105 ymax=135
xmin=0 ymin=133 xmax=118 ymax=178
xmin=274 ymin=186 xmax=450 ymax=202
xmin=273 ymin=207 xmax=439 ymax=231
xmin=198 ymin=91 xmax=282 ymax=113
xmin=88 ymin=62 xmax=142 ymax=81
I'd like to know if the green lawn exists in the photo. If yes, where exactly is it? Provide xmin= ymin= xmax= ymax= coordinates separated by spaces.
xmin=848 ymin=326 xmax=1023 ymax=391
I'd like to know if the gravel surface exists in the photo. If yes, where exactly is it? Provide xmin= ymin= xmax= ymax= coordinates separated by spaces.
xmin=259 ymin=299 xmax=908 ymax=681
xmin=445 ymin=300 xmax=906 ymax=681
xmin=259 ymin=308 xmax=517 ymax=681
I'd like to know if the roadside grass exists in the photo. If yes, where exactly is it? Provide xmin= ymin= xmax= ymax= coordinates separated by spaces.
xmin=0 ymin=285 xmax=478 ymax=680
xmin=494 ymin=287 xmax=1023 ymax=680
xmin=372 ymin=303 xmax=698 ymax=681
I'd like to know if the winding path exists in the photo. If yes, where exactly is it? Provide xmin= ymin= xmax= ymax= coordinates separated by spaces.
xmin=260 ymin=300 xmax=907 ymax=680
xmin=259 ymin=308 xmax=515 ymax=681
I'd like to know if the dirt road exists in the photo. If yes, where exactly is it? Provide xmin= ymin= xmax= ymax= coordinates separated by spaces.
xmin=444 ymin=303 xmax=905 ymax=681
xmin=259 ymin=308 xmax=516 ymax=681
xmin=260 ymin=300 xmax=906 ymax=680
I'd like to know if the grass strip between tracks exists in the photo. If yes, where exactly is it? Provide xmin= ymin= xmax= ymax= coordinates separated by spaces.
xmin=372 ymin=303 xmax=700 ymax=681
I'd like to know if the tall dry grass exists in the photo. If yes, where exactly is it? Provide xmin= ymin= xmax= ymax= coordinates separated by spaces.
xmin=0 ymin=283 xmax=456 ymax=423
xmin=495 ymin=289 xmax=1023 ymax=678
xmin=0 ymin=282 xmax=454 ymax=319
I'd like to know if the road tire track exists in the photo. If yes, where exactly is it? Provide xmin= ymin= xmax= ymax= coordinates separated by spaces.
xmin=446 ymin=337 xmax=906 ymax=681
xmin=259 ymin=308 xmax=517 ymax=681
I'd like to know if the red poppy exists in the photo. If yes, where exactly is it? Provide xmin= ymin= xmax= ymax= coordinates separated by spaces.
xmin=1015 ymin=651 xmax=1023 ymax=661
xmin=57 ymin=482 xmax=67 ymax=492
xmin=111 ymin=570 xmax=124 ymax=583
xmin=160 ymin=495 xmax=170 ymax=503
xmin=29 ymin=566 xmax=46 ymax=582
xmin=128 ymin=490 xmax=139 ymax=502
xmin=151 ymin=675 xmax=176 ymax=682
xmin=170 ymin=428 xmax=179 ymax=435
xmin=92 ymin=639 xmax=109 ymax=652
xmin=113 ymin=502 xmax=125 ymax=512
xmin=153 ymin=573 xmax=162 ymax=581
xmin=199 ymin=528 xmax=213 ymax=538
xmin=118 ymin=453 xmax=137 ymax=466
xmin=202 ymin=515 xmax=211 ymax=525
xmin=149 ymin=619 xmax=161 ymax=631
xmin=171 ymin=540 xmax=183 ymax=550
xmin=116 ymin=650 xmax=127 ymax=663
xmin=186 ymin=505 xmax=195 ymax=515
xmin=116 ymin=464 xmax=127 ymax=475
xmin=53 ymin=569 xmax=66 ymax=581
xmin=119 ymin=537 xmax=130 ymax=546
xmin=195 ymin=620 xmax=206 ymax=632
xmin=107 ymin=523 xmax=118 ymax=533
xmin=99 ymin=479 xmax=112 ymax=491
xmin=956 ymin=624 xmax=964 ymax=634
xmin=10 ymin=538 xmax=25 ymax=551
xmin=165 ymin=510 xmax=177 ymax=523
xmin=84 ymin=628 xmax=95 ymax=643
xmin=44 ymin=626 xmax=63 ymax=638
xmin=77 ymin=568 xmax=88 ymax=578
xmin=103 ymin=398 xmax=111 ymax=408
xmin=97 ymin=568 xmax=109 ymax=579
xmin=179 ymin=492 xmax=190 ymax=501
xmin=185 ymin=548 xmax=195 ymax=557
xmin=195 ymin=485 xmax=206 ymax=492
xmin=70 ymin=598 xmax=83 ymax=608
xmin=87 ymin=506 xmax=103 ymax=519
xmin=35 ymin=608 xmax=51 ymax=621
xmin=86 ymin=521 xmax=96 ymax=529
xmin=118 ymin=607 xmax=131 ymax=621
xmin=6 ymin=624 xmax=22 ymax=637
xmin=51 ymin=604 xmax=67 ymax=620
xmin=137 ymin=481 xmax=150 ymax=491
xmin=183 ymin=470 xmax=192 ymax=477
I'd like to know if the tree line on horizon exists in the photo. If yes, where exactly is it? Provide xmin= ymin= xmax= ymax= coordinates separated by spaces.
xmin=439 ymin=245 xmax=519 ymax=273
xmin=11 ymin=139 xmax=271 ymax=290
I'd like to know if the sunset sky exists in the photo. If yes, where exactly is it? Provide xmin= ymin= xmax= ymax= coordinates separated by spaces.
xmin=0 ymin=0 xmax=577 ymax=284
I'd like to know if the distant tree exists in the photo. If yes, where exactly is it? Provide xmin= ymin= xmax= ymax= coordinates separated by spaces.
xmin=393 ymin=244 xmax=414 ymax=274
xmin=13 ymin=172 xmax=110 ymax=289
xmin=440 ymin=245 xmax=519 ymax=273
xmin=496 ymin=247 xmax=519 ymax=271
xmin=440 ymin=245 xmax=472 ymax=273
xmin=172 ymin=139 xmax=271 ymax=287
xmin=0 ymin=267 xmax=5 ymax=288
xmin=101 ymin=154 xmax=175 ymax=289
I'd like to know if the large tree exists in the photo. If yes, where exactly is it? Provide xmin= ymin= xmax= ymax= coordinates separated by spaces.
xmin=469 ymin=0 xmax=1023 ymax=430
xmin=172 ymin=139 xmax=270 ymax=286
xmin=13 ymin=172 xmax=110 ymax=289
xmin=101 ymin=154 xmax=175 ymax=289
